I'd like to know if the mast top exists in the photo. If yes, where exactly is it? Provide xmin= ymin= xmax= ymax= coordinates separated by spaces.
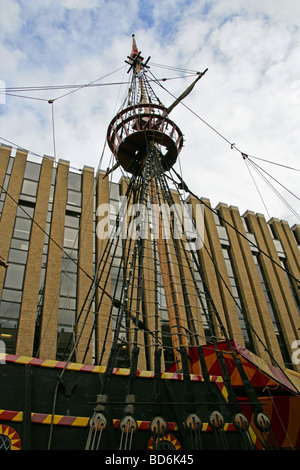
xmin=106 ymin=36 xmax=207 ymax=176
xmin=131 ymin=34 xmax=138 ymax=56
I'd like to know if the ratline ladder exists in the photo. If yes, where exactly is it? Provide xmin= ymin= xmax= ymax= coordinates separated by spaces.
xmin=85 ymin=36 xmax=276 ymax=451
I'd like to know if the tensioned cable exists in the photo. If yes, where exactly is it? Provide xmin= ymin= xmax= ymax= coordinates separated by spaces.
xmin=3 ymin=63 xmax=298 ymax=216
xmin=169 ymin=167 xmax=300 ymax=288
xmin=247 ymin=155 xmax=300 ymax=172
xmin=245 ymin=153 xmax=300 ymax=201
xmin=166 ymin=167 xmax=300 ymax=388
xmin=159 ymin=170 xmax=294 ymax=448
xmin=157 ymin=162 xmax=257 ymax=448
xmin=168 ymin=168 xmax=300 ymax=394
xmin=150 ymin=62 xmax=202 ymax=74
xmin=0 ymin=74 xmax=198 ymax=102
xmin=0 ymin=74 xmax=198 ymax=93
xmin=244 ymin=157 xmax=271 ymax=220
xmin=48 ymin=170 xmax=142 ymax=448
xmin=150 ymin=69 xmax=299 ymax=216
xmin=47 ymin=65 xmax=126 ymax=102
xmin=0 ymin=182 xmax=115 ymax=302
xmin=244 ymin=154 xmax=300 ymax=221
xmin=150 ymin=69 xmax=233 ymax=148
xmin=0 ymin=137 xmax=44 ymax=159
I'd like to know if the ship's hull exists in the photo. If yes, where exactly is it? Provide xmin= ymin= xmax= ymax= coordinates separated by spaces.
xmin=0 ymin=347 xmax=299 ymax=451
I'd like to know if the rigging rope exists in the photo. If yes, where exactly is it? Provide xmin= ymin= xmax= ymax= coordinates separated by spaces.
xmin=244 ymin=156 xmax=271 ymax=219
xmin=1 ymin=52 xmax=298 ymax=450
xmin=158 ymin=165 xmax=257 ymax=448
xmin=169 ymin=168 xmax=300 ymax=288
xmin=168 ymin=167 xmax=300 ymax=396
xmin=244 ymin=154 xmax=300 ymax=221
xmin=148 ymin=68 xmax=299 ymax=223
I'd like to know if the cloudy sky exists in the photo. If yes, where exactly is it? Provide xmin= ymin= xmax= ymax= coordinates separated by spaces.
xmin=1 ymin=0 xmax=299 ymax=226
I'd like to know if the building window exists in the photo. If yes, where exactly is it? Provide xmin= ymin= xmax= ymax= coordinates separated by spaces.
xmin=0 ymin=199 xmax=33 ymax=353
xmin=56 ymin=210 xmax=80 ymax=361
xmin=63 ymin=226 xmax=79 ymax=249
xmin=1 ymin=289 xmax=22 ymax=303
xmin=66 ymin=171 xmax=82 ymax=212
xmin=222 ymin=246 xmax=254 ymax=352
xmin=13 ymin=217 xmax=32 ymax=240
xmin=16 ymin=203 xmax=35 ymax=219
xmin=21 ymin=180 xmax=38 ymax=198
xmin=24 ymin=161 xmax=41 ymax=181
xmin=3 ymin=264 xmax=25 ymax=290
xmin=0 ymin=294 xmax=20 ymax=354
xmin=68 ymin=171 xmax=81 ymax=192
xmin=67 ymin=190 xmax=81 ymax=208
xmin=253 ymin=253 xmax=291 ymax=367
xmin=0 ymin=156 xmax=14 ymax=220
xmin=7 ymin=248 xmax=28 ymax=264
xmin=280 ymin=258 xmax=300 ymax=315
xmin=192 ymin=261 xmax=215 ymax=343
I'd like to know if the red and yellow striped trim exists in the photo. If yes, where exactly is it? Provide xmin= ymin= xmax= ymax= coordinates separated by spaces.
xmin=0 ymin=408 xmax=239 ymax=432
xmin=2 ymin=356 xmax=262 ymax=447
xmin=1 ymin=408 xmax=261 ymax=448
xmin=2 ymin=353 xmax=223 ymax=384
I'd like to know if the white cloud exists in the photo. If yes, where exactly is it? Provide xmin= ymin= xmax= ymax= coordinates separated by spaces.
xmin=0 ymin=0 xmax=23 ymax=36
xmin=61 ymin=0 xmax=100 ymax=9
xmin=0 ymin=0 xmax=299 ymax=226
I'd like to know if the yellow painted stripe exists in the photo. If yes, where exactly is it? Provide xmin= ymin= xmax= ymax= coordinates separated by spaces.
xmin=12 ymin=412 xmax=23 ymax=422
xmin=72 ymin=417 xmax=89 ymax=427
xmin=66 ymin=363 xmax=84 ymax=371
xmin=138 ymin=370 xmax=153 ymax=378
xmin=40 ymin=359 xmax=60 ymax=368
xmin=4 ymin=355 xmax=226 ymax=386
xmin=39 ymin=414 xmax=53 ymax=425
xmin=248 ymin=425 xmax=259 ymax=445
xmin=14 ymin=355 xmax=32 ymax=365
xmin=115 ymin=367 xmax=130 ymax=375
xmin=92 ymin=366 xmax=106 ymax=373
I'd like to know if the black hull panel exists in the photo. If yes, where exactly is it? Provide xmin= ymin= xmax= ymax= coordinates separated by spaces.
xmin=0 ymin=357 xmax=252 ymax=450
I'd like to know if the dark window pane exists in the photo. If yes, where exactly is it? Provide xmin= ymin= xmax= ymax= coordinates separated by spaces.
xmin=0 ymin=324 xmax=17 ymax=354
xmin=109 ymin=182 xmax=120 ymax=200
xmin=56 ymin=330 xmax=75 ymax=361
xmin=4 ymin=264 xmax=25 ymax=289
xmin=16 ymin=204 xmax=35 ymax=219
xmin=65 ymin=214 xmax=80 ymax=228
xmin=59 ymin=297 xmax=76 ymax=310
xmin=1 ymin=289 xmax=22 ymax=302
xmin=8 ymin=248 xmax=28 ymax=264
xmin=67 ymin=190 xmax=81 ymax=208
xmin=24 ymin=161 xmax=41 ymax=181
xmin=0 ymin=301 xmax=21 ymax=319
xmin=64 ymin=227 xmax=78 ymax=249
xmin=21 ymin=180 xmax=38 ymax=197
xmin=10 ymin=239 xmax=29 ymax=251
xmin=13 ymin=218 xmax=31 ymax=240
xmin=58 ymin=309 xmax=76 ymax=327
xmin=60 ymin=273 xmax=77 ymax=297
xmin=68 ymin=172 xmax=81 ymax=191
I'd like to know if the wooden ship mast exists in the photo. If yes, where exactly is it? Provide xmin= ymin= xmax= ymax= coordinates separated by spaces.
xmin=85 ymin=36 xmax=276 ymax=451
